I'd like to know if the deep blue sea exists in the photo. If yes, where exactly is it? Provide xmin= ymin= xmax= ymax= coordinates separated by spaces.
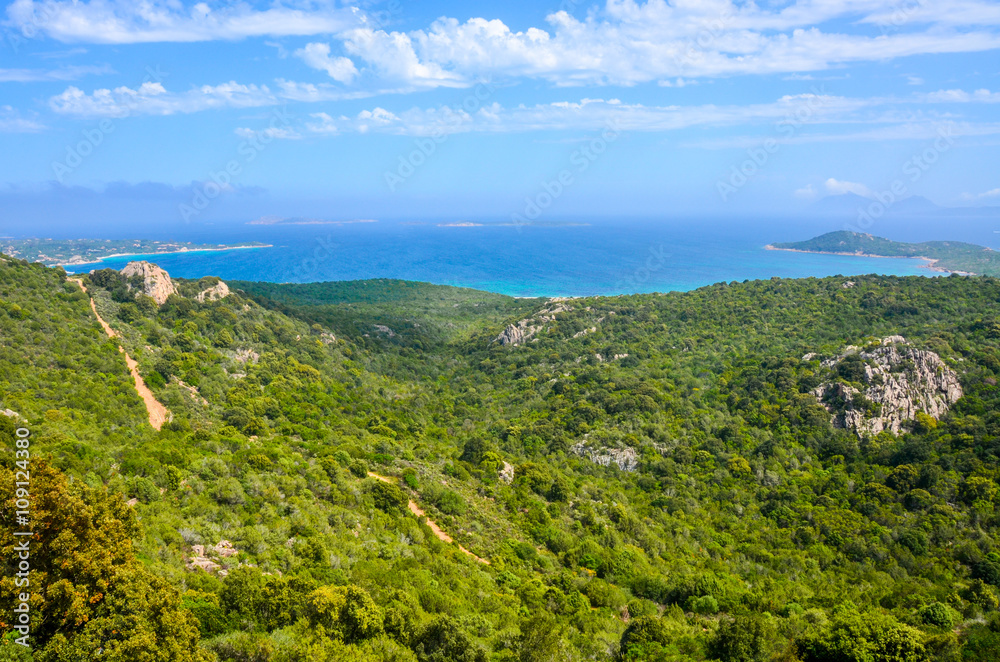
xmin=61 ymin=216 xmax=1000 ymax=297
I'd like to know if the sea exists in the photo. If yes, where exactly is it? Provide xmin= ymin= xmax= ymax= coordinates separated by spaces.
xmin=60 ymin=216 xmax=1000 ymax=298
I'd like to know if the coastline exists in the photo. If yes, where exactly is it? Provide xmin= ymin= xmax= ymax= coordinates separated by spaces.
xmin=56 ymin=243 xmax=272 ymax=267
xmin=763 ymin=244 xmax=965 ymax=275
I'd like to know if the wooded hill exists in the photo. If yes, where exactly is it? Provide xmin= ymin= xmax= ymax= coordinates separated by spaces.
xmin=3 ymin=254 xmax=1000 ymax=661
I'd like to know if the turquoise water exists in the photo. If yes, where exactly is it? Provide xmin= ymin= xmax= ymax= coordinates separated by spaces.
xmin=61 ymin=218 xmax=968 ymax=297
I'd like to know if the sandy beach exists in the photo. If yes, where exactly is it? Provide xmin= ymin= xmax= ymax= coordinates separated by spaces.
xmin=56 ymin=243 xmax=272 ymax=267
xmin=763 ymin=244 xmax=961 ymax=275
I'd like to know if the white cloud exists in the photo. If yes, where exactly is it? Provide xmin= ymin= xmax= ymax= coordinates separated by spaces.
xmin=0 ymin=64 xmax=114 ymax=82
xmin=825 ymin=178 xmax=874 ymax=198
xmin=960 ymin=187 xmax=1000 ymax=200
xmin=907 ymin=76 xmax=924 ymax=85
xmin=235 ymin=126 xmax=302 ymax=141
xmin=333 ymin=3 xmax=1000 ymax=89
xmin=0 ymin=105 xmax=44 ymax=132
xmin=294 ymin=43 xmax=358 ymax=84
xmin=924 ymin=88 xmax=1000 ymax=102
xmin=49 ymin=81 xmax=276 ymax=117
xmin=5 ymin=0 xmax=360 ymax=44
xmin=286 ymin=94 xmax=870 ymax=137
xmin=793 ymin=184 xmax=817 ymax=199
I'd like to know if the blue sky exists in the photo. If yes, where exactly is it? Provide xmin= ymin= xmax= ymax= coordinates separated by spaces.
xmin=0 ymin=0 xmax=999 ymax=232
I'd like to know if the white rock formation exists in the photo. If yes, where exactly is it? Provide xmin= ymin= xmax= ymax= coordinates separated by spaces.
xmin=196 ymin=280 xmax=230 ymax=302
xmin=495 ymin=303 xmax=573 ymax=346
xmin=570 ymin=440 xmax=639 ymax=472
xmin=121 ymin=261 xmax=177 ymax=305
xmin=813 ymin=336 xmax=963 ymax=436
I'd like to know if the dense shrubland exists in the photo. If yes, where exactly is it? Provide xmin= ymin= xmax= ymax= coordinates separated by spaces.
xmin=2 ymin=254 xmax=1000 ymax=660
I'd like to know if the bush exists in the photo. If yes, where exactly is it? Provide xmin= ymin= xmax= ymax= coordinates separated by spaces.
xmin=307 ymin=585 xmax=383 ymax=643
xmin=618 ymin=616 xmax=671 ymax=661
xmin=710 ymin=615 xmax=771 ymax=662
xmin=370 ymin=479 xmax=408 ymax=513
xmin=349 ymin=458 xmax=369 ymax=478
xmin=918 ymin=602 xmax=959 ymax=629
xmin=412 ymin=616 xmax=487 ymax=662
xmin=687 ymin=595 xmax=719 ymax=615
xmin=213 ymin=477 xmax=247 ymax=505
xmin=801 ymin=604 xmax=927 ymax=662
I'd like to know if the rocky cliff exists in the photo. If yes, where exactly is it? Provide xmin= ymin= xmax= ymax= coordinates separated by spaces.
xmin=812 ymin=336 xmax=963 ymax=437
xmin=121 ymin=261 xmax=177 ymax=305
xmin=195 ymin=280 xmax=231 ymax=302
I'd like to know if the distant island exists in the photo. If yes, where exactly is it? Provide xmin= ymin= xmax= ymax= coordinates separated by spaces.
xmin=768 ymin=231 xmax=1000 ymax=276
xmin=2 ymin=238 xmax=271 ymax=267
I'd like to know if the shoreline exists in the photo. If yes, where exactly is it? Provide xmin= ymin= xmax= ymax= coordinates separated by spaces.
xmin=763 ymin=244 xmax=967 ymax=275
xmin=56 ymin=243 xmax=272 ymax=267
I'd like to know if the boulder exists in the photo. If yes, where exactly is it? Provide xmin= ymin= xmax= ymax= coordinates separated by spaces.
xmin=195 ymin=280 xmax=230 ymax=302
xmin=120 ymin=261 xmax=177 ymax=305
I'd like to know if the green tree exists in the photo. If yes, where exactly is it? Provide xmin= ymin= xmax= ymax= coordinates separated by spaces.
xmin=709 ymin=615 xmax=771 ymax=662
xmin=802 ymin=605 xmax=928 ymax=662
xmin=0 ymin=461 xmax=211 ymax=661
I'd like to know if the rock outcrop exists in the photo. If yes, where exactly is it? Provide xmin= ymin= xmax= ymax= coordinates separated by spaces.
xmin=121 ymin=261 xmax=177 ymax=305
xmin=195 ymin=280 xmax=230 ymax=302
xmin=495 ymin=302 xmax=573 ymax=346
xmin=570 ymin=440 xmax=639 ymax=472
xmin=812 ymin=336 xmax=963 ymax=437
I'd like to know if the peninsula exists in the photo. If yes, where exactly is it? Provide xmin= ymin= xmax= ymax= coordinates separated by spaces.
xmin=768 ymin=231 xmax=1000 ymax=276
xmin=1 ymin=238 xmax=271 ymax=267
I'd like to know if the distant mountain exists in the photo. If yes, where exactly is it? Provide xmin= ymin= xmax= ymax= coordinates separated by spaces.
xmin=770 ymin=230 xmax=1000 ymax=276
xmin=810 ymin=194 xmax=998 ymax=218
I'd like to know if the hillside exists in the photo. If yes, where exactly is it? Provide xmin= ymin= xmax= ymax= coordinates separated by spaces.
xmin=770 ymin=231 xmax=1000 ymax=276
xmin=3 ymin=256 xmax=1000 ymax=660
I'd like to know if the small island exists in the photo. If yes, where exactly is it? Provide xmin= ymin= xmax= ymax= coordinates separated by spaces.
xmin=768 ymin=231 xmax=1000 ymax=277
xmin=2 ymin=238 xmax=271 ymax=267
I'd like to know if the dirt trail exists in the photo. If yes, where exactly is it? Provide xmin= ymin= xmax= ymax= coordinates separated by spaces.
xmin=71 ymin=279 xmax=170 ymax=430
xmin=368 ymin=472 xmax=489 ymax=565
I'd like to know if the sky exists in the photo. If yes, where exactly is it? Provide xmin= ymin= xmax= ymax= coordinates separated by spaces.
xmin=0 ymin=0 xmax=999 ymax=233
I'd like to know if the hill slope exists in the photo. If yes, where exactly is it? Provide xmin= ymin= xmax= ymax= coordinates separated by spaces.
xmin=770 ymin=230 xmax=1000 ymax=276
xmin=4 ymin=257 xmax=1000 ymax=660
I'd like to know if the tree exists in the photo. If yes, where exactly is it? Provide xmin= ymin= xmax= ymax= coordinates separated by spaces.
xmin=412 ymin=616 xmax=487 ymax=662
xmin=370 ymin=479 xmax=407 ymax=513
xmin=619 ymin=616 xmax=672 ymax=661
xmin=307 ymin=585 xmax=383 ymax=643
xmin=710 ymin=615 xmax=771 ymax=662
xmin=802 ymin=604 xmax=928 ymax=662
xmin=0 ymin=460 xmax=211 ymax=661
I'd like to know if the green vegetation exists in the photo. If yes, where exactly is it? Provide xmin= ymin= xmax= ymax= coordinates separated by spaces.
xmin=1 ymin=238 xmax=269 ymax=267
xmin=771 ymin=231 xmax=1000 ymax=276
xmin=3 ymin=251 xmax=1000 ymax=660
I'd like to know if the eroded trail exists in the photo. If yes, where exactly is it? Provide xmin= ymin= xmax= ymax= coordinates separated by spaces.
xmin=71 ymin=279 xmax=170 ymax=430
xmin=369 ymin=472 xmax=489 ymax=565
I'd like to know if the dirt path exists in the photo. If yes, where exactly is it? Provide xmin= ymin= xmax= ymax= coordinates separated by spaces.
xmin=368 ymin=472 xmax=489 ymax=565
xmin=71 ymin=279 xmax=170 ymax=430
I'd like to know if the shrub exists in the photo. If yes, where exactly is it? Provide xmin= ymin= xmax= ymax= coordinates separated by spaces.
xmin=918 ymin=602 xmax=958 ymax=629
xmin=370 ymin=479 xmax=408 ymax=513
xmin=710 ymin=615 xmax=771 ymax=662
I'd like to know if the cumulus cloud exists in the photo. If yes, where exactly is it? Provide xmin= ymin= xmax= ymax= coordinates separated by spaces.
xmin=5 ymin=0 xmax=360 ymax=44
xmin=825 ymin=178 xmax=874 ymax=198
xmin=294 ymin=43 xmax=358 ymax=84
xmin=332 ymin=3 xmax=1000 ymax=89
xmin=49 ymin=81 xmax=276 ymax=117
